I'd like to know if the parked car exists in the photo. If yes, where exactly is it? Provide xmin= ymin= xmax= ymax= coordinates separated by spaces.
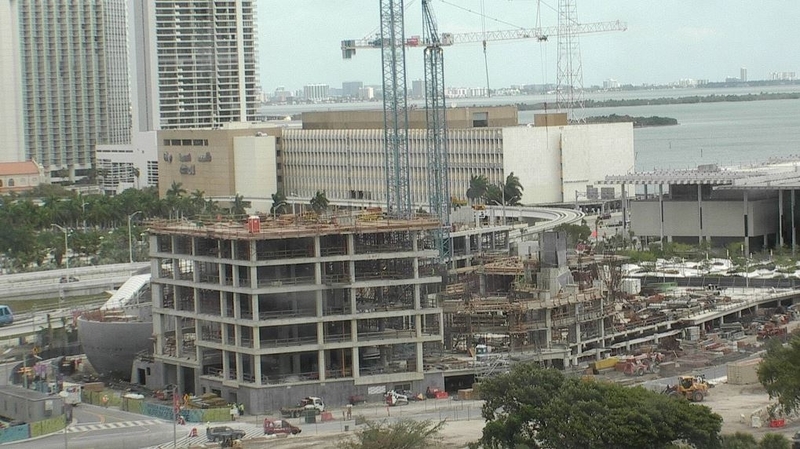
xmin=263 ymin=419 xmax=301 ymax=436
xmin=59 ymin=276 xmax=79 ymax=283
xmin=206 ymin=426 xmax=246 ymax=442
xmin=0 ymin=305 xmax=13 ymax=326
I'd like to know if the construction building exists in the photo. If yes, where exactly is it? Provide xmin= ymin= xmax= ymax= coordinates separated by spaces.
xmin=441 ymin=232 xmax=614 ymax=368
xmin=146 ymin=213 xmax=445 ymax=411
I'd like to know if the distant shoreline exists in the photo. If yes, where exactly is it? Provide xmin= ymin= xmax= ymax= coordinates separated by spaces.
xmin=584 ymin=114 xmax=678 ymax=128
xmin=516 ymin=92 xmax=800 ymax=111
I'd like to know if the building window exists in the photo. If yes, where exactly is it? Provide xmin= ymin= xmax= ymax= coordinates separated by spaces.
xmin=472 ymin=112 xmax=489 ymax=128
xmin=164 ymin=139 xmax=171 ymax=146
xmin=192 ymin=139 xmax=204 ymax=146
xmin=170 ymin=139 xmax=181 ymax=146
xmin=181 ymin=139 xmax=192 ymax=146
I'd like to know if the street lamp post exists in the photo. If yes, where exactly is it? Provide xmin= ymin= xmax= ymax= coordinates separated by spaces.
xmin=128 ymin=211 xmax=142 ymax=264
xmin=499 ymin=182 xmax=506 ymax=226
xmin=52 ymin=224 xmax=69 ymax=271
xmin=59 ymin=390 xmax=69 ymax=448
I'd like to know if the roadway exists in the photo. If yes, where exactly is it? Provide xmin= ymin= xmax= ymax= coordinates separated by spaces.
xmin=0 ymin=263 xmax=149 ymax=302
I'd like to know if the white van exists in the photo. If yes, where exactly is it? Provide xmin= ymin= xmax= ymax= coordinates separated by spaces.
xmin=0 ymin=306 xmax=13 ymax=326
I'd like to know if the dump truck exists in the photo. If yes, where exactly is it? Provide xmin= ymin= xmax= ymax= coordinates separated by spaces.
xmin=280 ymin=396 xmax=325 ymax=418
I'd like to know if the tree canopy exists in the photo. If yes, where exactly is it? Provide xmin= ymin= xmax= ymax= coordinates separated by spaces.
xmin=758 ymin=337 xmax=800 ymax=415
xmin=340 ymin=419 xmax=444 ymax=449
xmin=476 ymin=364 xmax=723 ymax=449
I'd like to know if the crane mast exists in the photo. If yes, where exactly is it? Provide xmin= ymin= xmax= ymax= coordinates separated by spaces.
xmin=556 ymin=0 xmax=585 ymax=122
xmin=380 ymin=0 xmax=412 ymax=218
xmin=422 ymin=0 xmax=451 ymax=262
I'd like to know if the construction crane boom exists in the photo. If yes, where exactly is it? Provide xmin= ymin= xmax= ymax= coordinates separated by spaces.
xmin=422 ymin=0 xmax=451 ymax=262
xmin=341 ymin=20 xmax=626 ymax=58
xmin=380 ymin=0 xmax=412 ymax=219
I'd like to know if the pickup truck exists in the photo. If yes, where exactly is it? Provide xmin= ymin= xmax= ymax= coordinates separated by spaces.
xmin=206 ymin=426 xmax=246 ymax=443
xmin=280 ymin=396 xmax=325 ymax=418
xmin=264 ymin=419 xmax=301 ymax=435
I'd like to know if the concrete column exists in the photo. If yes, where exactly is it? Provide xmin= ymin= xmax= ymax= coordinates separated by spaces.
xmin=697 ymin=184 xmax=703 ymax=245
xmin=235 ymin=352 xmax=243 ymax=381
xmin=222 ymin=350 xmax=230 ymax=378
xmin=779 ymin=190 xmax=785 ymax=247
xmin=621 ymin=183 xmax=627 ymax=237
xmin=545 ymin=309 xmax=553 ymax=346
xmin=416 ymin=342 xmax=424 ymax=373
xmin=292 ymin=354 xmax=301 ymax=374
xmin=352 ymin=347 xmax=360 ymax=378
xmin=254 ymin=355 xmax=262 ymax=386
xmin=659 ymin=184 xmax=665 ymax=250
xmin=744 ymin=190 xmax=750 ymax=256
xmin=318 ymin=350 xmax=326 ymax=381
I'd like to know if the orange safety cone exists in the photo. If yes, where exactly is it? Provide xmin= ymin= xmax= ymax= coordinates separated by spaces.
xmin=189 ymin=427 xmax=198 ymax=437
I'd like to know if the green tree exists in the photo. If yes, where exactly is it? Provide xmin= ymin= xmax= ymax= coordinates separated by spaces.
xmin=339 ymin=419 xmax=444 ymax=449
xmin=502 ymin=172 xmax=523 ymax=205
xmin=467 ymin=174 xmax=489 ymax=204
xmin=230 ymin=193 xmax=250 ymax=216
xmin=270 ymin=190 xmax=289 ymax=215
xmin=721 ymin=432 xmax=757 ymax=449
xmin=758 ymin=337 xmax=800 ymax=415
xmin=758 ymin=433 xmax=790 ymax=449
xmin=484 ymin=173 xmax=524 ymax=206
xmin=310 ymin=190 xmax=329 ymax=215
xmin=477 ymin=364 xmax=722 ymax=449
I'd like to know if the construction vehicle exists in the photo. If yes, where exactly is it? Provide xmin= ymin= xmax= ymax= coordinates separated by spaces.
xmin=385 ymin=390 xmax=409 ymax=406
xmin=280 ymin=396 xmax=325 ymax=418
xmin=622 ymin=353 xmax=663 ymax=376
xmin=662 ymin=375 xmax=710 ymax=402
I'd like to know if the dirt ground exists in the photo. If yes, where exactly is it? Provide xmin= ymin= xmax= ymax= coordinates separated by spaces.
xmin=233 ymin=381 xmax=795 ymax=449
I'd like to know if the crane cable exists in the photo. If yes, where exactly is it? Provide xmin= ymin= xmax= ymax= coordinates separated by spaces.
xmin=481 ymin=0 xmax=491 ymax=97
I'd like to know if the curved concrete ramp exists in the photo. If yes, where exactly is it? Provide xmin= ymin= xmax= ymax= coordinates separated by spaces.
xmin=484 ymin=205 xmax=585 ymax=235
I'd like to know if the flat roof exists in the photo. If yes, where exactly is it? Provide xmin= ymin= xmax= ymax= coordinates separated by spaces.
xmin=602 ymin=169 xmax=755 ymax=185
xmin=716 ymin=169 xmax=800 ymax=190
xmin=148 ymin=215 xmax=442 ymax=240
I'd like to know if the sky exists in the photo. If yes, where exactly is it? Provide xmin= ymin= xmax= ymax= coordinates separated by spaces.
xmin=257 ymin=0 xmax=800 ymax=93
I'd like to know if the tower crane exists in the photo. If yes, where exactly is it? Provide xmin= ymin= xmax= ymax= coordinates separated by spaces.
xmin=341 ymin=20 xmax=626 ymax=59
xmin=422 ymin=0 xmax=451 ymax=262
xmin=379 ymin=0 xmax=412 ymax=219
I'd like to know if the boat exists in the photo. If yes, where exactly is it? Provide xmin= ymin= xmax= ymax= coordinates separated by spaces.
xmin=77 ymin=274 xmax=152 ymax=379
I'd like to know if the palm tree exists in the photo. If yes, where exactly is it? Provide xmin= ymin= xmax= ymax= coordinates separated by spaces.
xmin=270 ymin=190 xmax=288 ymax=216
xmin=485 ymin=173 xmax=524 ymax=206
xmin=166 ymin=181 xmax=186 ymax=199
xmin=165 ymin=182 xmax=187 ymax=219
xmin=310 ymin=190 xmax=329 ymax=215
xmin=503 ymin=172 xmax=524 ymax=206
xmin=230 ymin=193 xmax=250 ymax=216
xmin=466 ymin=174 xmax=489 ymax=204
xmin=190 ymin=189 xmax=206 ymax=216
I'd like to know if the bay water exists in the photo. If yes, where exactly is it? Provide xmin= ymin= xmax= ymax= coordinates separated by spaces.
xmin=261 ymin=86 xmax=800 ymax=172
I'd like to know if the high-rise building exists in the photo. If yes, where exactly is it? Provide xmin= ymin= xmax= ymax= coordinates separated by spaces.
xmin=135 ymin=0 xmax=260 ymax=130
xmin=1 ymin=0 xmax=131 ymax=179
xmin=303 ymin=84 xmax=330 ymax=102
xmin=740 ymin=67 xmax=748 ymax=82
xmin=341 ymin=81 xmax=363 ymax=98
